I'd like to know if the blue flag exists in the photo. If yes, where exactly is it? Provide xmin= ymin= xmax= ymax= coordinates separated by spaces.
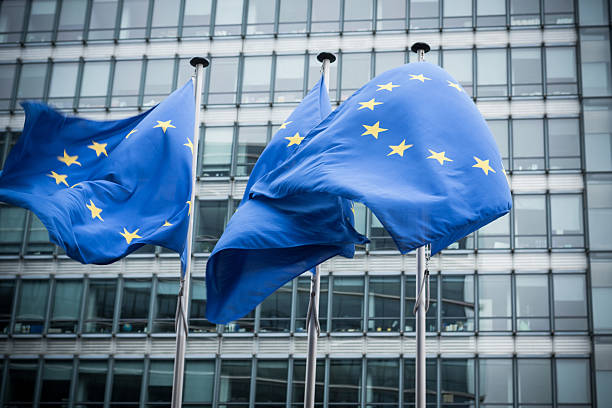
xmin=251 ymin=62 xmax=512 ymax=255
xmin=0 ymin=81 xmax=195 ymax=268
xmin=205 ymin=77 xmax=367 ymax=324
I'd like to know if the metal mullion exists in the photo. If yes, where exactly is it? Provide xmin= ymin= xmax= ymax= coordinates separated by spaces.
xmin=172 ymin=54 xmax=180 ymax=91
xmin=474 ymin=356 xmax=479 ymax=408
xmin=273 ymin=0 xmax=281 ymax=36
xmin=9 ymin=278 xmax=20 ymax=335
xmin=1 ymin=130 xmax=11 ymax=166
xmin=236 ymin=53 xmax=245 ymax=106
xmin=269 ymin=52 xmax=277 ymax=105
xmin=511 ymin=272 xmax=516 ymax=333
xmin=305 ymin=0 xmax=312 ymax=34
xmin=543 ymin=115 xmax=550 ymax=170
xmin=302 ymin=51 xmax=309 ymax=97
xmin=77 ymin=277 xmax=89 ymax=335
xmin=512 ymin=356 xmax=518 ymax=408
xmin=541 ymin=45 xmax=548 ymax=97
xmin=372 ymin=0 xmax=378 ymax=33
xmin=0 ymin=354 xmax=7 ymax=402
xmin=20 ymin=0 xmax=33 ymax=46
xmin=290 ymin=278 xmax=297 ymax=334
xmin=212 ymin=356 xmax=221 ymax=408
xmin=400 ymin=269 xmax=406 ymax=334
xmin=140 ymin=357 xmax=150 ymax=406
xmin=405 ymin=0 xmax=410 ymax=31
xmin=438 ymin=0 xmax=443 ymax=29
xmin=148 ymin=275 xmax=158 ymax=334
xmin=506 ymin=45 xmax=511 ymax=98
xmin=472 ymin=46 xmax=477 ymax=100
xmin=106 ymin=57 xmax=116 ymax=110
xmin=68 ymin=356 xmax=78 ymax=408
xmin=436 ymin=356 xmax=441 ymax=408
xmin=42 ymin=58 xmax=53 ymax=102
xmin=323 ymin=357 xmax=330 ymax=407
xmin=339 ymin=0 xmax=345 ymax=33
xmin=250 ymin=358 xmax=257 ymax=408
xmin=82 ymin=0 xmax=93 ymax=43
xmin=73 ymin=57 xmax=85 ymax=112
xmin=9 ymin=61 xmax=22 ymax=114
xmin=112 ymin=276 xmax=124 ymax=334
xmin=550 ymin=356 xmax=557 ymax=408
xmin=33 ymin=356 xmax=44 ymax=407
xmin=398 ymin=357 xmax=404 ymax=407
xmin=286 ymin=357 xmax=293 ymax=408
xmin=363 ymin=273 xmax=369 ymax=333
xmin=548 ymin=270 xmax=555 ymax=333
xmin=113 ymin=0 xmax=124 ymax=42
xmin=545 ymin=192 xmax=552 ymax=250
xmin=474 ymin=272 xmax=479 ymax=333
xmin=177 ymin=0 xmax=186 ymax=38
xmin=230 ymin=122 xmax=239 ymax=178
xmin=361 ymin=356 xmax=367 ymax=408
xmin=44 ymin=276 xmax=57 ymax=334
xmin=505 ymin=0 xmax=510 ymax=27
xmin=52 ymin=0 xmax=63 ymax=44
xmin=104 ymin=358 xmax=114 ymax=408
xmin=437 ymin=274 xmax=442 ymax=334
xmin=472 ymin=0 xmax=476 ymax=28
xmin=138 ymin=56 xmax=148 ymax=109
xmin=241 ymin=0 xmax=249 ymax=38
xmin=145 ymin=0 xmax=154 ymax=40
xmin=209 ymin=0 xmax=218 ymax=38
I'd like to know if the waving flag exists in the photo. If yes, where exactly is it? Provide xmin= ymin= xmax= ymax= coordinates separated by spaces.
xmin=251 ymin=62 xmax=512 ymax=254
xmin=0 ymin=81 xmax=195 ymax=267
xmin=205 ymin=76 xmax=366 ymax=324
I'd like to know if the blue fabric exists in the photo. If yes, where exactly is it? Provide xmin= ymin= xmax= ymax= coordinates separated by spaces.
xmin=0 ymin=81 xmax=195 ymax=270
xmin=205 ymin=77 xmax=367 ymax=324
xmin=252 ymin=62 xmax=512 ymax=255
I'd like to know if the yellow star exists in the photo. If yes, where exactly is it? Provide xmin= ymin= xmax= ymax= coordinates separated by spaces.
xmin=70 ymin=182 xmax=83 ymax=189
xmin=409 ymin=74 xmax=431 ymax=83
xmin=387 ymin=140 xmax=413 ymax=157
xmin=285 ymin=132 xmax=304 ymax=146
xmin=278 ymin=121 xmax=292 ymax=130
xmin=154 ymin=120 xmax=176 ymax=133
xmin=186 ymin=200 xmax=192 ymax=216
xmin=184 ymin=138 xmax=194 ymax=154
xmin=447 ymin=80 xmax=463 ymax=92
xmin=125 ymin=129 xmax=138 ymax=139
xmin=119 ymin=228 xmax=141 ymax=244
xmin=163 ymin=220 xmax=173 ymax=227
xmin=357 ymin=98 xmax=383 ymax=111
xmin=472 ymin=156 xmax=496 ymax=175
xmin=361 ymin=121 xmax=388 ymax=139
xmin=88 ymin=140 xmax=108 ymax=157
xmin=376 ymin=82 xmax=400 ymax=92
xmin=57 ymin=150 xmax=81 ymax=167
xmin=427 ymin=149 xmax=453 ymax=165
xmin=85 ymin=200 xmax=104 ymax=222
xmin=48 ymin=171 xmax=69 ymax=187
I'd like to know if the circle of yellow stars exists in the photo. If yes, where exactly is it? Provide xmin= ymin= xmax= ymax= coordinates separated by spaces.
xmin=46 ymin=118 xmax=192 ymax=245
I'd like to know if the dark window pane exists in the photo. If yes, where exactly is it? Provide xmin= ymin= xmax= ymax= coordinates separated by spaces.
xmin=236 ymin=126 xmax=267 ymax=177
xmin=26 ymin=212 xmax=54 ymax=255
xmin=40 ymin=360 xmax=73 ymax=403
xmin=367 ymin=276 xmax=400 ymax=332
xmin=111 ymin=360 xmax=144 ymax=403
xmin=255 ymin=360 xmax=288 ymax=404
xmin=17 ymin=63 xmax=47 ymax=103
xmin=152 ymin=279 xmax=178 ymax=333
xmin=76 ymin=360 xmax=107 ymax=403
xmin=219 ymin=360 xmax=252 ymax=403
xmin=441 ymin=359 xmax=475 ymax=404
xmin=367 ymin=359 xmax=399 ymax=403
xmin=587 ymin=175 xmax=612 ymax=250
xmin=14 ymin=279 xmax=49 ymax=334
xmin=195 ymin=200 xmax=228 ymax=252
xmin=83 ymin=279 xmax=116 ymax=333
xmin=0 ymin=64 xmax=17 ymax=109
xmin=510 ymin=0 xmax=540 ymax=26
xmin=332 ymin=276 xmax=364 ymax=332
xmin=0 ymin=205 xmax=26 ymax=254
xmin=479 ymin=275 xmax=511 ymax=331
xmin=189 ymin=278 xmax=216 ymax=333
xmin=259 ymin=281 xmax=292 ymax=333
xmin=6 ymin=360 xmax=38 ymax=403
xmin=0 ymin=279 xmax=15 ymax=333
xmin=292 ymin=359 xmax=324 ymax=405
xmin=148 ymin=360 xmax=173 ymax=403
xmin=184 ymin=360 xmax=215 ymax=403
xmin=516 ymin=275 xmax=550 ymax=331
xmin=0 ymin=0 xmax=27 ymax=43
xmin=548 ymin=118 xmax=580 ymax=170
xmin=246 ymin=0 xmax=275 ymax=35
xmin=517 ymin=359 xmax=552 ymax=403
xmin=49 ymin=279 xmax=83 ymax=334
xmin=553 ymin=275 xmax=588 ymax=331
xmin=479 ymin=359 xmax=513 ymax=403
xmin=441 ymin=276 xmax=474 ymax=332
xmin=119 ymin=279 xmax=151 ymax=333
xmin=404 ymin=358 xmax=437 ymax=404
xmin=514 ymin=195 xmax=547 ymax=249
xmin=329 ymin=359 xmax=362 ymax=403
xmin=405 ymin=275 xmax=438 ymax=332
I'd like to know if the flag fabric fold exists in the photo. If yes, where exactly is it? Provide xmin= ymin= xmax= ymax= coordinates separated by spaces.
xmin=0 ymin=80 xmax=195 ymax=268
xmin=251 ymin=62 xmax=512 ymax=255
xmin=205 ymin=77 xmax=367 ymax=324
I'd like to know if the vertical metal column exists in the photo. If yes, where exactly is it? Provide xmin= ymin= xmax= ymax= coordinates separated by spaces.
xmin=170 ymin=56 xmax=209 ymax=408
xmin=411 ymin=41 xmax=431 ymax=408
xmin=303 ymin=51 xmax=336 ymax=408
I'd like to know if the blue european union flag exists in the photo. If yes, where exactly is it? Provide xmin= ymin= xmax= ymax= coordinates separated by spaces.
xmin=0 ymin=81 xmax=195 ymax=268
xmin=251 ymin=62 xmax=512 ymax=255
xmin=205 ymin=77 xmax=367 ymax=324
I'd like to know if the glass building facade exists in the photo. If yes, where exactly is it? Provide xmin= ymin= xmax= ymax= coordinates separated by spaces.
xmin=0 ymin=0 xmax=610 ymax=406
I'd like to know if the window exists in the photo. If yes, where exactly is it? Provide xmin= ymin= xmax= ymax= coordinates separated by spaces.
xmin=200 ymin=127 xmax=233 ymax=177
xmin=477 ymin=0 xmax=506 ymax=27
xmin=246 ymin=0 xmax=275 ymax=35
xmin=479 ymin=359 xmax=513 ymax=406
xmin=578 ymin=0 xmax=609 ymax=25
xmin=510 ymin=0 xmax=539 ymax=26
xmin=377 ymin=0 xmax=406 ymax=31
xmin=218 ymin=360 xmax=252 ymax=405
xmin=88 ymin=0 xmax=119 ymax=41
xmin=111 ymin=360 xmax=144 ymax=405
xmin=182 ymin=0 xmax=212 ymax=37
xmin=477 ymin=49 xmax=507 ymax=97
xmin=329 ymin=359 xmax=362 ymax=405
xmin=375 ymin=52 xmax=405 ymax=76
xmin=516 ymin=275 xmax=550 ymax=331
xmin=553 ymin=275 xmax=588 ymax=331
xmin=49 ymin=279 xmax=83 ymax=334
xmin=5 ymin=360 xmax=38 ymax=405
xmin=189 ymin=278 xmax=216 ymax=333
xmin=443 ymin=0 xmax=472 ymax=28
xmin=343 ymin=0 xmax=373 ymax=32
xmin=48 ymin=62 xmax=79 ymax=109
xmin=214 ymin=0 xmax=243 ymax=36
xmin=557 ymin=359 xmax=591 ymax=404
xmin=332 ymin=276 xmax=364 ymax=332
xmin=255 ymin=360 xmax=288 ymax=405
xmin=403 ymin=358 xmax=437 ymax=406
xmin=479 ymin=275 xmax=511 ymax=331
xmin=548 ymin=118 xmax=580 ymax=170
xmin=0 ymin=131 xmax=19 ymax=169
xmin=240 ymin=122 xmax=270 ymax=174
xmin=57 ymin=0 xmax=87 ymax=41
xmin=278 ymin=0 xmax=307 ymax=33
xmin=584 ymin=99 xmax=612 ymax=172
xmin=311 ymin=0 xmax=340 ymax=33
xmin=152 ymin=279 xmax=178 ymax=333
xmin=119 ymin=0 xmax=148 ymax=39
xmin=79 ymin=61 xmax=110 ymax=109
xmin=591 ymin=255 xmax=612 ymax=331
xmin=242 ymin=56 xmax=272 ymax=104
xmin=367 ymin=276 xmax=400 ymax=332
xmin=83 ymin=278 xmax=116 ymax=333
xmin=147 ymin=360 xmax=173 ymax=403
xmin=512 ymin=119 xmax=544 ymax=171
xmin=580 ymin=28 xmax=612 ymax=97
xmin=0 ymin=0 xmax=27 ymax=43
xmin=143 ymin=59 xmax=175 ymax=106
xmin=207 ymin=57 xmax=239 ymax=105
xmin=26 ymin=212 xmax=54 ymax=255
xmin=150 ymin=0 xmax=180 ymax=38
xmin=340 ymin=53 xmax=371 ymax=100
xmin=17 ymin=63 xmax=48 ymax=106
xmin=296 ymin=275 xmax=329 ymax=332
xmin=274 ymin=55 xmax=305 ymax=103
xmin=441 ymin=275 xmax=474 ymax=332
xmin=119 ymin=279 xmax=151 ymax=333
xmin=0 ymin=205 xmax=26 ymax=254
xmin=546 ymin=47 xmax=577 ymax=95
xmin=478 ymin=213 xmax=510 ymax=249
xmin=14 ymin=279 xmax=50 ymax=334
xmin=40 ymin=359 xmax=73 ymax=405
xmin=511 ymin=48 xmax=542 ymax=97
xmin=184 ymin=360 xmax=215 ymax=404
xmin=292 ymin=359 xmax=325 ymax=406
xmin=0 ymin=279 xmax=15 ymax=333
xmin=352 ymin=202 xmax=367 ymax=242
xmin=443 ymin=49 xmax=473 ymax=95
xmin=550 ymin=195 xmax=584 ymax=248
xmin=517 ymin=359 xmax=552 ymax=405
xmin=370 ymin=212 xmax=396 ymax=251
xmin=26 ymin=0 xmax=57 ymax=42
xmin=76 ymin=360 xmax=108 ymax=404
xmin=544 ymin=0 xmax=574 ymax=25
xmin=367 ymin=359 xmax=399 ymax=404
xmin=0 ymin=63 xmax=17 ymax=110
xmin=410 ymin=0 xmax=440 ymax=30
xmin=405 ymin=275 xmax=438 ymax=332
xmin=196 ymin=200 xmax=229 ymax=252
xmin=259 ymin=281 xmax=292 ymax=332
xmin=513 ymin=195 xmax=547 ymax=248
xmin=441 ymin=359 xmax=475 ymax=405
xmin=111 ymin=60 xmax=142 ymax=108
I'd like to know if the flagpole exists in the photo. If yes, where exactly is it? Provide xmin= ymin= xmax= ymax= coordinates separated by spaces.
xmin=303 ymin=51 xmax=336 ymax=408
xmin=411 ymin=42 xmax=431 ymax=408
xmin=170 ymin=56 xmax=209 ymax=408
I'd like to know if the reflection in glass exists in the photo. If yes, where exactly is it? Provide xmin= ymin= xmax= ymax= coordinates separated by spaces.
xmin=548 ymin=118 xmax=580 ymax=169
xmin=510 ymin=0 xmax=540 ymax=26
xmin=278 ymin=0 xmax=307 ymax=33
xmin=513 ymin=195 xmax=547 ymax=248
xmin=443 ymin=49 xmax=473 ymax=95
xmin=410 ymin=0 xmax=439 ymax=30
xmin=88 ymin=0 xmax=118 ymax=40
xmin=274 ymin=55 xmax=304 ymax=103
xmin=329 ymin=359 xmax=362 ymax=403
xmin=80 ymin=61 xmax=110 ymax=108
xmin=57 ymin=0 xmax=86 ymax=41
xmin=119 ymin=279 xmax=151 ymax=333
xmin=517 ymin=359 xmax=551 ymax=404
xmin=441 ymin=359 xmax=475 ymax=405
xmin=511 ymin=48 xmax=542 ymax=96
xmin=214 ymin=0 xmax=244 ymax=36
xmin=544 ymin=0 xmax=574 ymax=25
xmin=0 ymin=205 xmax=26 ymax=254
xmin=516 ymin=275 xmax=549 ymax=331
xmin=0 ymin=0 xmax=27 ymax=43
xmin=111 ymin=60 xmax=142 ymax=108
xmin=343 ymin=0 xmax=373 ymax=32
xmin=83 ymin=279 xmax=116 ymax=333
xmin=375 ymin=52 xmax=405 ymax=76
xmin=184 ymin=360 xmax=215 ymax=403
xmin=119 ymin=0 xmax=147 ymax=39
xmin=26 ymin=212 xmax=54 ymax=255
xmin=479 ymin=359 xmax=513 ymax=404
xmin=196 ymin=200 xmax=228 ymax=252
xmin=477 ymin=49 xmax=507 ymax=97
xmin=0 ymin=280 xmax=15 ymax=333
xmin=219 ymin=360 xmax=252 ymax=403
xmin=546 ymin=47 xmax=577 ymax=95
xmin=143 ymin=59 xmax=174 ymax=106
xmin=443 ymin=0 xmax=472 ymax=28
xmin=0 ymin=64 xmax=16 ymax=110
xmin=17 ymin=63 xmax=47 ymax=104
xmin=580 ymin=28 xmax=612 ymax=97
xmin=153 ymin=279 xmax=178 ymax=333
xmin=48 ymin=62 xmax=79 ymax=108
xmin=183 ymin=0 xmax=212 ymax=37
xmin=550 ymin=195 xmax=583 ymax=248
xmin=405 ymin=275 xmax=438 ymax=332
xmin=293 ymin=359 xmax=325 ymax=406
xmin=208 ymin=57 xmax=239 ymax=105
xmin=477 ymin=0 xmax=506 ymax=27
xmin=148 ymin=360 xmax=173 ymax=403
xmin=367 ymin=276 xmax=400 ymax=332
xmin=478 ymin=211 xmax=510 ymax=249
xmin=49 ymin=279 xmax=83 ymax=334
xmin=189 ymin=278 xmax=216 ymax=333
xmin=76 ymin=360 xmax=107 ymax=403
xmin=404 ymin=358 xmax=437 ymax=405
xmin=40 ymin=360 xmax=73 ymax=404
xmin=367 ymin=359 xmax=399 ymax=404
xmin=556 ymin=359 xmax=591 ymax=403
xmin=201 ymin=127 xmax=233 ymax=177
xmin=479 ymin=275 xmax=511 ymax=331
xmin=259 ymin=281 xmax=292 ymax=333
xmin=311 ymin=0 xmax=340 ymax=32
xmin=553 ymin=275 xmax=588 ymax=331
xmin=242 ymin=56 xmax=272 ymax=103
xmin=6 ymin=360 xmax=38 ymax=404
xmin=441 ymin=275 xmax=474 ymax=332
xmin=151 ymin=0 xmax=180 ymax=38
xmin=332 ymin=276 xmax=364 ymax=332
xmin=255 ymin=360 xmax=288 ymax=404
xmin=111 ymin=360 xmax=144 ymax=404
xmin=513 ymin=119 xmax=544 ymax=171
xmin=584 ymin=100 xmax=612 ymax=172
xmin=247 ymin=0 xmax=275 ymax=35
xmin=14 ymin=279 xmax=49 ymax=334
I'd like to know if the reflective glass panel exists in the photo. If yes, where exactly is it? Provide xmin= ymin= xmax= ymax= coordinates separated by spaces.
xmin=443 ymin=49 xmax=473 ymax=95
xmin=148 ymin=360 xmax=173 ymax=403
xmin=332 ymin=276 xmax=364 ymax=332
xmin=513 ymin=119 xmax=544 ymax=171
xmin=295 ymin=275 xmax=328 ymax=332
xmin=443 ymin=0 xmax=472 ymax=28
xmin=514 ymin=195 xmax=547 ymax=248
xmin=119 ymin=0 xmax=147 ymax=39
xmin=274 ymin=55 xmax=304 ymax=103
xmin=584 ymin=100 xmax=612 ymax=172
xmin=556 ymin=359 xmax=591 ymax=403
xmin=76 ymin=360 xmax=107 ymax=403
xmin=111 ymin=360 xmax=144 ymax=403
xmin=247 ymin=0 xmax=275 ymax=35
xmin=405 ymin=275 xmax=438 ymax=332
xmin=544 ymin=0 xmax=574 ymax=24
xmin=550 ymin=195 xmax=583 ymax=248
xmin=343 ymin=0 xmax=373 ymax=32
xmin=367 ymin=359 xmax=399 ymax=403
xmin=377 ymin=0 xmax=406 ymax=30
xmin=516 ymin=275 xmax=550 ymax=331
xmin=26 ymin=212 xmax=54 ymax=255
xmin=590 ymin=255 xmax=612 ymax=330
xmin=511 ymin=48 xmax=542 ymax=96
xmin=201 ymin=127 xmax=233 ymax=177
xmin=0 ymin=64 xmax=16 ymax=109
xmin=477 ymin=49 xmax=507 ymax=97
xmin=580 ymin=28 xmax=612 ymax=97
xmin=511 ymin=0 xmax=540 ymax=25
xmin=259 ymin=281 xmax=291 ymax=332
xmin=83 ymin=279 xmax=116 ymax=333
xmin=189 ymin=278 xmax=216 ymax=333
xmin=182 ymin=0 xmax=212 ymax=37
xmin=143 ymin=59 xmax=174 ymax=106
xmin=218 ymin=360 xmax=252 ymax=403
xmin=0 ymin=205 xmax=26 ymax=254
xmin=404 ymin=358 xmax=437 ymax=404
xmin=292 ymin=359 xmax=324 ymax=405
xmin=329 ymin=359 xmax=362 ymax=403
xmin=184 ymin=360 xmax=215 ymax=403
xmin=367 ymin=276 xmax=400 ymax=332
xmin=242 ymin=56 xmax=271 ymax=103
xmin=151 ymin=0 xmax=180 ymax=38
xmin=48 ymin=62 xmax=79 ymax=108
xmin=40 ymin=360 xmax=73 ymax=404
xmin=546 ymin=47 xmax=577 ymax=95
xmin=517 ymin=359 xmax=552 ymax=403
xmin=49 ymin=279 xmax=83 ymax=334
xmin=17 ymin=63 xmax=47 ymax=103
xmin=26 ymin=0 xmax=57 ymax=42
xmin=214 ymin=0 xmax=243 ymax=36
xmin=255 ymin=360 xmax=288 ymax=404
xmin=478 ymin=211 xmax=510 ymax=249
xmin=153 ymin=279 xmax=178 ymax=333
xmin=207 ymin=57 xmax=239 ymax=105
xmin=553 ymin=275 xmax=588 ymax=331
xmin=410 ymin=0 xmax=440 ymax=30
xmin=477 ymin=0 xmax=506 ymax=27
xmin=111 ymin=60 xmax=142 ymax=108
xmin=441 ymin=359 xmax=475 ymax=404
xmin=14 ymin=279 xmax=49 ymax=334
xmin=341 ymin=53 xmax=370 ymax=99
xmin=479 ymin=275 xmax=511 ymax=331
xmin=196 ymin=200 xmax=228 ymax=252
xmin=88 ymin=0 xmax=118 ymax=40
xmin=311 ymin=0 xmax=340 ymax=32
xmin=119 ymin=279 xmax=151 ymax=333
xmin=548 ymin=118 xmax=580 ymax=170
xmin=375 ymin=52 xmax=405 ymax=76
xmin=441 ymin=275 xmax=474 ymax=332
xmin=479 ymin=359 xmax=513 ymax=404
xmin=579 ymin=0 xmax=609 ymax=25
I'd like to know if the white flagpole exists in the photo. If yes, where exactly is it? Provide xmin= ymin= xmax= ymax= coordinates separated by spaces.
xmin=411 ymin=41 xmax=431 ymax=408
xmin=170 ymin=56 xmax=209 ymax=408
xmin=303 ymin=51 xmax=336 ymax=408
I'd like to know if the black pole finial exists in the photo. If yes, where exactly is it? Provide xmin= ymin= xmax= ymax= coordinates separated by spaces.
xmin=410 ymin=42 xmax=431 ymax=54
xmin=190 ymin=57 xmax=210 ymax=68
xmin=317 ymin=52 xmax=337 ymax=63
